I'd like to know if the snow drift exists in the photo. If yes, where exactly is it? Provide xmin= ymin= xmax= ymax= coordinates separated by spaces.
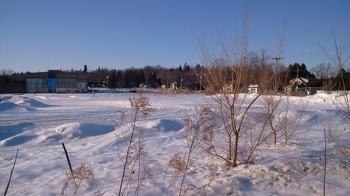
xmin=0 ymin=122 xmax=35 ymax=146
xmin=15 ymin=97 xmax=50 ymax=108
xmin=54 ymin=122 xmax=116 ymax=139
xmin=0 ymin=122 xmax=34 ymax=141
xmin=0 ymin=101 xmax=25 ymax=112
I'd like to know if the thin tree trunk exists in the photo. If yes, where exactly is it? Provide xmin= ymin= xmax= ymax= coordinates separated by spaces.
xmin=233 ymin=133 xmax=239 ymax=167
xmin=228 ymin=136 xmax=232 ymax=161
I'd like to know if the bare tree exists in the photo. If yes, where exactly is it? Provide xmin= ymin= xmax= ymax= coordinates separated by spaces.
xmin=321 ymin=32 xmax=350 ymax=118
xmin=261 ymin=27 xmax=304 ymax=147
xmin=312 ymin=63 xmax=336 ymax=92
xmin=262 ymin=94 xmax=303 ymax=147
xmin=264 ymin=95 xmax=281 ymax=146
xmin=197 ymin=16 xmax=279 ymax=167
xmin=312 ymin=63 xmax=334 ymax=80
xmin=262 ymin=66 xmax=294 ymax=146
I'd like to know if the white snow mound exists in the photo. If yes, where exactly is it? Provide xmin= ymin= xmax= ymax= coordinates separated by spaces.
xmin=140 ymin=119 xmax=184 ymax=132
xmin=15 ymin=97 xmax=50 ymax=107
xmin=0 ymin=101 xmax=24 ymax=111
xmin=55 ymin=122 xmax=115 ymax=139
xmin=0 ymin=122 xmax=35 ymax=146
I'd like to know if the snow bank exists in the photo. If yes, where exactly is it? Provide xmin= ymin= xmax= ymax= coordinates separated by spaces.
xmin=0 ymin=96 xmax=50 ymax=111
xmin=0 ymin=95 xmax=12 ymax=101
xmin=0 ymin=122 xmax=35 ymax=146
xmin=0 ymin=122 xmax=34 ymax=141
xmin=2 ymin=135 xmax=38 ymax=147
xmin=54 ymin=122 xmax=115 ymax=139
xmin=0 ymin=101 xmax=24 ymax=112
xmin=15 ymin=97 xmax=50 ymax=107
xmin=35 ymin=95 xmax=48 ymax=100
xmin=140 ymin=119 xmax=184 ymax=133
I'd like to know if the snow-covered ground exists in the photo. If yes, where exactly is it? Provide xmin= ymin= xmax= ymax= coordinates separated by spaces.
xmin=0 ymin=93 xmax=349 ymax=195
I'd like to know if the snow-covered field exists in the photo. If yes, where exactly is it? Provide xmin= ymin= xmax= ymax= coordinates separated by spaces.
xmin=0 ymin=93 xmax=349 ymax=195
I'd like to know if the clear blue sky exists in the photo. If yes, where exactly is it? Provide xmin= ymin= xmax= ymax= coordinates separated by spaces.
xmin=0 ymin=0 xmax=349 ymax=72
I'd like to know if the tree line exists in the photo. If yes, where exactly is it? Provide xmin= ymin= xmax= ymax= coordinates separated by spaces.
xmin=1 ymin=60 xmax=349 ymax=93
xmin=87 ymin=63 xmax=201 ymax=90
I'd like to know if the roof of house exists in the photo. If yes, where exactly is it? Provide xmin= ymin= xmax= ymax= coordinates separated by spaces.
xmin=289 ymin=77 xmax=308 ymax=86
xmin=288 ymin=77 xmax=321 ymax=88
xmin=248 ymin=84 xmax=258 ymax=88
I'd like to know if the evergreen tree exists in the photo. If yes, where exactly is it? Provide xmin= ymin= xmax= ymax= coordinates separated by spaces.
xmin=178 ymin=65 xmax=183 ymax=72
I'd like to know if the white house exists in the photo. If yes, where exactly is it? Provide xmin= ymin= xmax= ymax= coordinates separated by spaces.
xmin=248 ymin=84 xmax=258 ymax=94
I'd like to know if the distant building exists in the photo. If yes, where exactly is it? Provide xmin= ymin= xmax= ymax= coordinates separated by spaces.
xmin=26 ymin=72 xmax=49 ymax=93
xmin=26 ymin=70 xmax=88 ymax=93
xmin=248 ymin=84 xmax=258 ymax=94
xmin=285 ymin=77 xmax=321 ymax=95
xmin=171 ymin=82 xmax=177 ymax=90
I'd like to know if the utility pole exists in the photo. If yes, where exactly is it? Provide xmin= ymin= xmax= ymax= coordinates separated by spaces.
xmin=272 ymin=57 xmax=283 ymax=93
xmin=297 ymin=65 xmax=299 ymax=78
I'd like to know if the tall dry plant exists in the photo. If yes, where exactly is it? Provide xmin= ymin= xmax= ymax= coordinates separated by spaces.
xmin=176 ymin=106 xmax=213 ymax=195
xmin=117 ymin=93 xmax=150 ymax=196
xmin=60 ymin=164 xmax=95 ymax=196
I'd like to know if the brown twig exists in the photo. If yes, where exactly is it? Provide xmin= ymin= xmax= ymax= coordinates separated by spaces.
xmin=3 ymin=148 xmax=19 ymax=196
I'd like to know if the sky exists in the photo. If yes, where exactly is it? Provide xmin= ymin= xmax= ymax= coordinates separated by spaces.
xmin=0 ymin=0 xmax=349 ymax=72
